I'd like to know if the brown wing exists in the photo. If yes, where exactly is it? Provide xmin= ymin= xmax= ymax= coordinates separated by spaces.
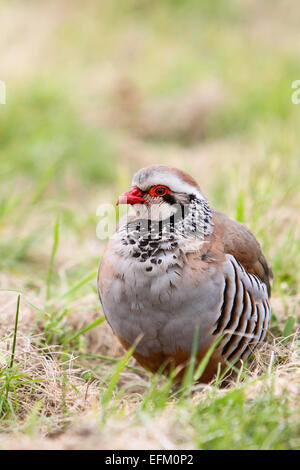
xmin=212 ymin=211 xmax=273 ymax=295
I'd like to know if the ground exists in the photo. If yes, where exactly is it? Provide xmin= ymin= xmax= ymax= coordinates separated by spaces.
xmin=0 ymin=0 xmax=299 ymax=450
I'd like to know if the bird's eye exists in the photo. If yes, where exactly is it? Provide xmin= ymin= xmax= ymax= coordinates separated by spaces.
xmin=155 ymin=187 xmax=166 ymax=196
xmin=149 ymin=185 xmax=170 ymax=197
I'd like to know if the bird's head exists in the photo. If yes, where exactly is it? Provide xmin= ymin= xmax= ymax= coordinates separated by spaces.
xmin=117 ymin=164 xmax=205 ymax=218
xmin=117 ymin=165 xmax=213 ymax=240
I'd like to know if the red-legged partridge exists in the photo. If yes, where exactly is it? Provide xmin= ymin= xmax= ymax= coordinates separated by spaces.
xmin=98 ymin=165 xmax=272 ymax=383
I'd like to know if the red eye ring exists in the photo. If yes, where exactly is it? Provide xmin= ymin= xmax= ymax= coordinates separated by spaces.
xmin=149 ymin=185 xmax=170 ymax=197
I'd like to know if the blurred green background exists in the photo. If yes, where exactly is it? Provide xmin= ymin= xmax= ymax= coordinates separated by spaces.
xmin=0 ymin=0 xmax=299 ymax=297
xmin=0 ymin=0 xmax=300 ymax=450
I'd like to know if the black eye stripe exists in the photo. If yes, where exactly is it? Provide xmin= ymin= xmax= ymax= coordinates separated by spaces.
xmin=162 ymin=193 xmax=176 ymax=205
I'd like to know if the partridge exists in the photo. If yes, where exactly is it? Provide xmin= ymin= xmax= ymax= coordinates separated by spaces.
xmin=98 ymin=165 xmax=272 ymax=383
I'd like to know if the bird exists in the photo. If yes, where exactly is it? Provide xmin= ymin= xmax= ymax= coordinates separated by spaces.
xmin=98 ymin=164 xmax=272 ymax=383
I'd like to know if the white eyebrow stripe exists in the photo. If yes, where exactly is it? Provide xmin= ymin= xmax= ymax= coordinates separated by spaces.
xmin=132 ymin=172 xmax=204 ymax=198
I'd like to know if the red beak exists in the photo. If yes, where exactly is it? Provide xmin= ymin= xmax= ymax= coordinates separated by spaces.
xmin=117 ymin=187 xmax=145 ymax=205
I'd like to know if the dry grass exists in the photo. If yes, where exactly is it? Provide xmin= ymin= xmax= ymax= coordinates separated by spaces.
xmin=1 ymin=313 xmax=299 ymax=450
xmin=0 ymin=0 xmax=299 ymax=450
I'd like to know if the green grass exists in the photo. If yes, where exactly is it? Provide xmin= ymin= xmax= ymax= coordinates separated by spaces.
xmin=0 ymin=81 xmax=116 ymax=184
xmin=0 ymin=0 xmax=299 ymax=450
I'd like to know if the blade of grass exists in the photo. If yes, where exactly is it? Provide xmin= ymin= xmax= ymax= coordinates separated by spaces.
xmin=59 ymin=269 xmax=98 ymax=301
xmin=30 ymin=160 xmax=60 ymax=206
xmin=101 ymin=347 xmax=135 ymax=407
xmin=235 ymin=190 xmax=246 ymax=223
xmin=282 ymin=315 xmax=296 ymax=339
xmin=4 ymin=295 xmax=21 ymax=404
xmin=63 ymin=315 xmax=106 ymax=344
xmin=46 ymin=217 xmax=60 ymax=301
xmin=101 ymin=337 xmax=142 ymax=408
xmin=180 ymin=326 xmax=199 ymax=397
xmin=193 ymin=335 xmax=223 ymax=381
xmin=9 ymin=295 xmax=21 ymax=370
